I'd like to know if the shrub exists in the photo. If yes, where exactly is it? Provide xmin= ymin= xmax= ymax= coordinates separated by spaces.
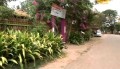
xmin=31 ymin=23 xmax=49 ymax=37
xmin=115 ymin=23 xmax=120 ymax=31
xmin=83 ymin=30 xmax=92 ymax=41
xmin=69 ymin=31 xmax=84 ymax=44
xmin=0 ymin=30 xmax=63 ymax=69
xmin=69 ymin=30 xmax=92 ymax=44
xmin=0 ymin=6 xmax=14 ymax=19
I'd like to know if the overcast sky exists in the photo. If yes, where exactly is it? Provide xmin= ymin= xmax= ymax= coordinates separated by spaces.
xmin=8 ymin=0 xmax=25 ymax=9
xmin=91 ymin=0 xmax=120 ymax=15
xmin=8 ymin=0 xmax=120 ymax=15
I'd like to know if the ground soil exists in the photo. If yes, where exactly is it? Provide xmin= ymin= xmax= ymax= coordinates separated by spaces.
xmin=39 ymin=37 xmax=101 ymax=69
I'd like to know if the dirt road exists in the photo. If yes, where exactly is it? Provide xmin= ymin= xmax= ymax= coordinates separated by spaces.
xmin=65 ymin=34 xmax=120 ymax=69
xmin=39 ymin=34 xmax=120 ymax=69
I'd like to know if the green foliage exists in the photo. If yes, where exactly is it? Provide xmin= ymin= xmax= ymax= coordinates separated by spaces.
xmin=69 ymin=30 xmax=92 ymax=44
xmin=0 ymin=29 xmax=63 ymax=69
xmin=40 ymin=31 xmax=63 ymax=59
xmin=0 ymin=0 xmax=17 ymax=6
xmin=91 ymin=12 xmax=105 ymax=28
xmin=31 ymin=23 xmax=49 ymax=37
xmin=65 ymin=0 xmax=93 ymax=35
xmin=102 ymin=9 xmax=117 ymax=33
xmin=21 ymin=0 xmax=58 ymax=20
xmin=102 ymin=9 xmax=117 ymax=25
xmin=21 ymin=0 xmax=36 ymax=17
xmin=102 ymin=9 xmax=117 ymax=17
xmin=115 ymin=23 xmax=120 ymax=31
xmin=83 ymin=30 xmax=92 ymax=41
xmin=69 ymin=31 xmax=84 ymax=45
xmin=0 ymin=6 xmax=14 ymax=19
xmin=66 ymin=0 xmax=93 ymax=19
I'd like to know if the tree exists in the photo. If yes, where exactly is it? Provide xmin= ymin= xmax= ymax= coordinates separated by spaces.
xmin=102 ymin=9 xmax=117 ymax=34
xmin=0 ymin=0 xmax=16 ymax=6
xmin=115 ymin=23 xmax=120 ymax=32
xmin=102 ymin=9 xmax=117 ymax=17
xmin=20 ymin=0 xmax=94 ymax=43
xmin=90 ymin=12 xmax=105 ymax=29
xmin=65 ymin=0 xmax=93 ymax=32
xmin=21 ymin=0 xmax=59 ymax=20
xmin=21 ymin=0 xmax=36 ymax=17
xmin=32 ymin=0 xmax=93 ymax=32
xmin=0 ymin=6 xmax=14 ymax=19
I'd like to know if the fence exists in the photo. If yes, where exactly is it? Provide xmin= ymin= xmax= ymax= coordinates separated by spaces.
xmin=0 ymin=18 xmax=33 ymax=31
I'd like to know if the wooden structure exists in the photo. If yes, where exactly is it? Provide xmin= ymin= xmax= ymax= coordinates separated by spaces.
xmin=0 ymin=9 xmax=32 ymax=31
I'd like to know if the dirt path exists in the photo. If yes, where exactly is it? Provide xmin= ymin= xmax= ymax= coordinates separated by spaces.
xmin=65 ymin=34 xmax=120 ymax=69
xmin=39 ymin=36 xmax=101 ymax=69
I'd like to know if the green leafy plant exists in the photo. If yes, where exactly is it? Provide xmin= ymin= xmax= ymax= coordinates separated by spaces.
xmin=83 ymin=30 xmax=92 ymax=41
xmin=0 ymin=29 xmax=63 ymax=69
xmin=31 ymin=23 xmax=49 ymax=37
xmin=0 ymin=6 xmax=14 ymax=19
xmin=69 ymin=31 xmax=84 ymax=45
xmin=115 ymin=23 xmax=120 ymax=31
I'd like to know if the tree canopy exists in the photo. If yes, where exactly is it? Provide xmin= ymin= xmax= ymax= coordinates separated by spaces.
xmin=91 ymin=12 xmax=105 ymax=28
xmin=0 ymin=6 xmax=14 ymax=19
xmin=102 ymin=9 xmax=117 ymax=17
xmin=102 ymin=9 xmax=118 ymax=34
xmin=102 ymin=9 xmax=117 ymax=25
xmin=0 ymin=0 xmax=16 ymax=6
xmin=21 ymin=0 xmax=36 ymax=17
xmin=22 ymin=0 xmax=93 ymax=29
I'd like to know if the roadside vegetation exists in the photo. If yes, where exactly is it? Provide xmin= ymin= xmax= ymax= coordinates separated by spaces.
xmin=0 ymin=25 xmax=64 ymax=69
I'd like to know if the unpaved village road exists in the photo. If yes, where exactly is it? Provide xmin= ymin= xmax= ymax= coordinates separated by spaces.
xmin=65 ymin=34 xmax=120 ymax=69
xmin=40 ymin=34 xmax=120 ymax=69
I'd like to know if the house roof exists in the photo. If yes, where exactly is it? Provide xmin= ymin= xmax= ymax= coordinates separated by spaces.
xmin=14 ymin=9 xmax=30 ymax=17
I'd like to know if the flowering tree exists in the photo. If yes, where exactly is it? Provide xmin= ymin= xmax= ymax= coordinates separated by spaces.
xmin=65 ymin=0 xmax=93 ymax=32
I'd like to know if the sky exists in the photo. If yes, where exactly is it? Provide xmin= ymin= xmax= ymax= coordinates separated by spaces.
xmin=8 ymin=0 xmax=120 ymax=15
xmin=7 ymin=0 xmax=25 ymax=9
xmin=91 ymin=0 xmax=120 ymax=15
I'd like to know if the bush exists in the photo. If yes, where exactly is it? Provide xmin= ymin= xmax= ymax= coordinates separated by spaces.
xmin=0 ymin=6 xmax=14 ymax=19
xmin=83 ymin=30 xmax=92 ymax=41
xmin=31 ymin=23 xmax=49 ymax=37
xmin=69 ymin=30 xmax=92 ymax=45
xmin=69 ymin=31 xmax=84 ymax=44
xmin=0 ymin=30 xmax=63 ymax=69
xmin=115 ymin=23 xmax=120 ymax=31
